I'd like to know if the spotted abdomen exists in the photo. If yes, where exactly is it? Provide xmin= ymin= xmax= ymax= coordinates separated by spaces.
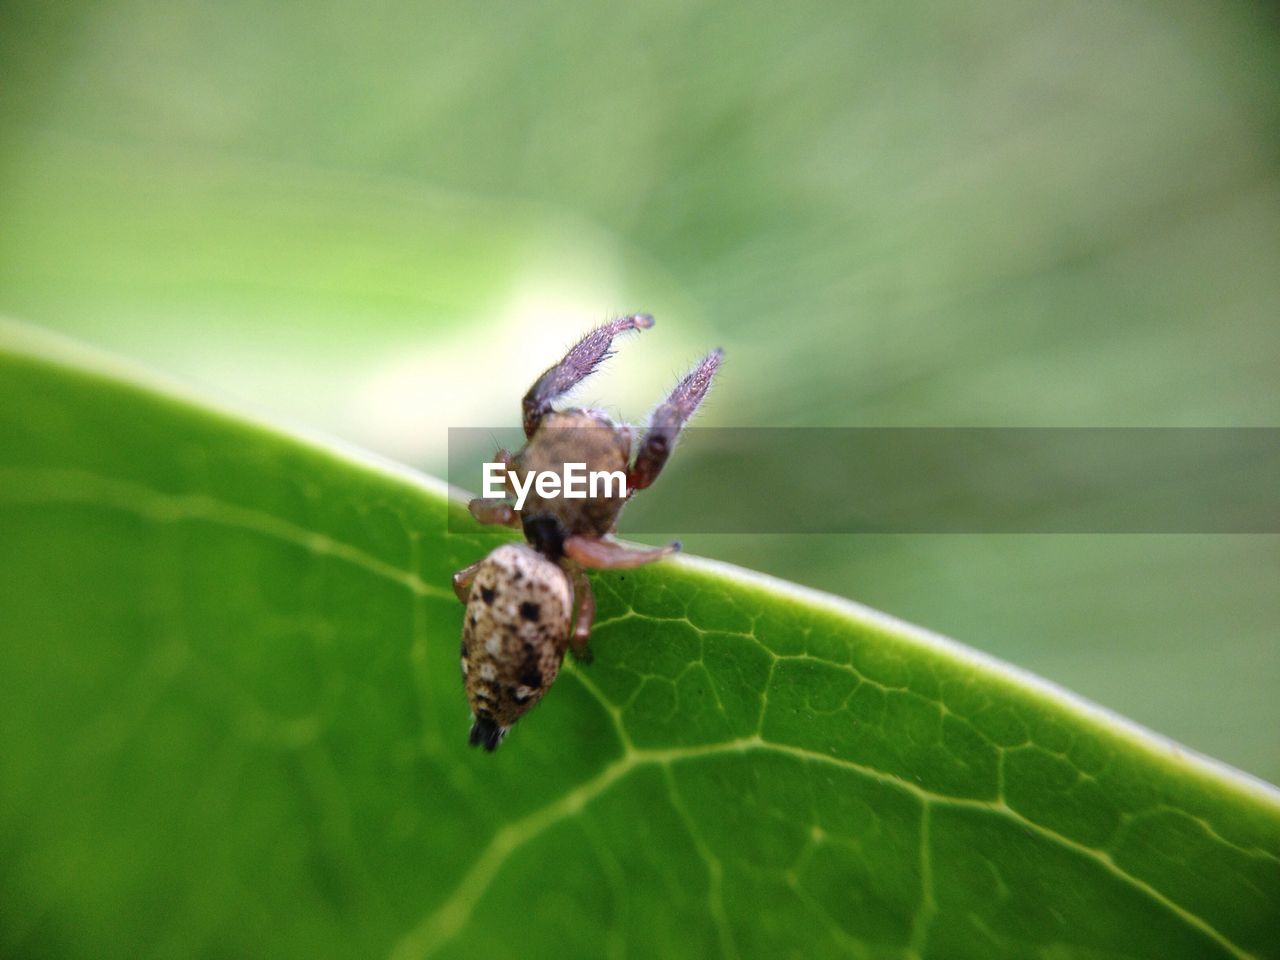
xmin=461 ymin=543 xmax=572 ymax=749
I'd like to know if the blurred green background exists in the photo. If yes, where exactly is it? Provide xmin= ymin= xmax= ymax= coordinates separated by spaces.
xmin=1 ymin=0 xmax=1277 ymax=780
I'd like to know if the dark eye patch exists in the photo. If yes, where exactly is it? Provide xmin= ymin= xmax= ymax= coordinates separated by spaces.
xmin=480 ymin=586 xmax=496 ymax=604
xmin=519 ymin=601 xmax=541 ymax=621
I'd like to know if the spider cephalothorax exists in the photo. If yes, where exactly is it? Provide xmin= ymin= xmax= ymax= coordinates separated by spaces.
xmin=452 ymin=314 xmax=722 ymax=750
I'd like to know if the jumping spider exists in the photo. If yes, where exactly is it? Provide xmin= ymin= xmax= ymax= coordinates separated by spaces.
xmin=452 ymin=314 xmax=722 ymax=751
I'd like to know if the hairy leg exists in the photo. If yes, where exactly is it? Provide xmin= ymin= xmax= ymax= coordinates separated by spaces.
xmin=491 ymin=448 xmax=513 ymax=494
xmin=563 ymin=535 xmax=680 ymax=569
xmin=630 ymin=348 xmax=722 ymax=491
xmin=468 ymin=498 xmax=520 ymax=527
xmin=452 ymin=558 xmax=484 ymax=603
xmin=522 ymin=313 xmax=654 ymax=437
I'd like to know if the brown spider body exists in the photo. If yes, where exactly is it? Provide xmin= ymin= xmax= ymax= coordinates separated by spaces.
xmin=509 ymin=408 xmax=632 ymax=538
xmin=453 ymin=314 xmax=722 ymax=751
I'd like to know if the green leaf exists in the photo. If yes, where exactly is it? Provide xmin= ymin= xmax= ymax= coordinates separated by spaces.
xmin=4 ymin=0 xmax=1279 ymax=784
xmin=2 ymin=320 xmax=1278 ymax=960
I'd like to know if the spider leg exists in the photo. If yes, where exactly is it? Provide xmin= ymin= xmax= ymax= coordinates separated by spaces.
xmin=522 ymin=313 xmax=655 ymax=438
xmin=629 ymin=349 xmax=722 ymax=491
xmin=452 ymin=558 xmax=485 ymax=603
xmin=568 ymin=569 xmax=596 ymax=662
xmin=492 ymin=448 xmax=514 ymax=494
xmin=564 ymin=535 xmax=680 ymax=569
xmin=468 ymin=498 xmax=521 ymax=528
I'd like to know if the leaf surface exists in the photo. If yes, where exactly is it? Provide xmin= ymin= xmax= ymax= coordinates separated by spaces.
xmin=3 ymin=0 xmax=1280 ymax=782
xmin=1 ymin=321 xmax=1277 ymax=960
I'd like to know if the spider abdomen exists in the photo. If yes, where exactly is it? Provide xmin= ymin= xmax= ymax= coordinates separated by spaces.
xmin=460 ymin=542 xmax=573 ymax=749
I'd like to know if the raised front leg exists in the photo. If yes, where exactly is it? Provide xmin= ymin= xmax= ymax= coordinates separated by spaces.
xmin=563 ymin=535 xmax=680 ymax=569
xmin=630 ymin=349 xmax=722 ymax=491
xmin=452 ymin=558 xmax=484 ymax=603
xmin=569 ymin=569 xmax=596 ymax=663
xmin=522 ymin=313 xmax=654 ymax=438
